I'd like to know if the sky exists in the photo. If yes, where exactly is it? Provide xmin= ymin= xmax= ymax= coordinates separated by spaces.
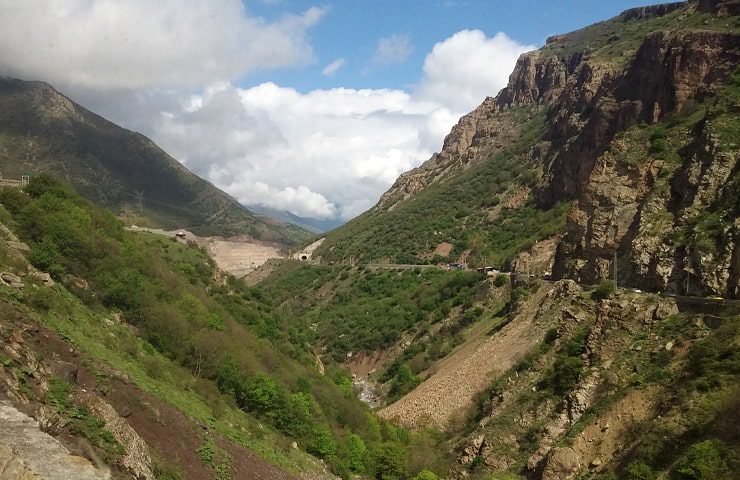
xmin=0 ymin=0 xmax=658 ymax=223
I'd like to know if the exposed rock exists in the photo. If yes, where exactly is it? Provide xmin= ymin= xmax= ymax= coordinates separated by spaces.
xmin=30 ymin=271 xmax=54 ymax=287
xmin=620 ymin=2 xmax=684 ymax=20
xmin=549 ymin=29 xmax=740 ymax=296
xmin=510 ymin=235 xmax=561 ymax=276
xmin=377 ymin=96 xmax=519 ymax=209
xmin=542 ymin=447 xmax=580 ymax=480
xmin=459 ymin=435 xmax=486 ymax=464
xmin=62 ymin=275 xmax=89 ymax=291
xmin=7 ymin=241 xmax=30 ymax=252
xmin=0 ymin=401 xmax=108 ymax=480
xmin=73 ymin=392 xmax=154 ymax=480
xmin=0 ymin=272 xmax=23 ymax=289
xmin=0 ymin=444 xmax=38 ymax=480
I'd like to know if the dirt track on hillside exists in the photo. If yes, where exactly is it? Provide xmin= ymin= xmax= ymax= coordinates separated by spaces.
xmin=379 ymin=284 xmax=554 ymax=430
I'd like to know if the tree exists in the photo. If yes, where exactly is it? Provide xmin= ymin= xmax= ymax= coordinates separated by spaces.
xmin=347 ymin=433 xmax=368 ymax=473
xmin=673 ymin=440 xmax=731 ymax=479
xmin=413 ymin=469 xmax=439 ymax=480
xmin=371 ymin=442 xmax=407 ymax=480
xmin=306 ymin=425 xmax=337 ymax=458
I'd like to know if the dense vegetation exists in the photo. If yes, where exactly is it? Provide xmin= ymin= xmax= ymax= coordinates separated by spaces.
xmin=257 ymin=262 xmax=491 ymax=361
xmin=0 ymin=177 xmax=453 ymax=479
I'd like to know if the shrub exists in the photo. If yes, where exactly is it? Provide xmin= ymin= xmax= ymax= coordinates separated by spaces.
xmin=413 ymin=469 xmax=439 ymax=480
xmin=493 ymin=274 xmax=508 ymax=287
xmin=544 ymin=328 xmax=559 ymax=345
xmin=306 ymin=425 xmax=337 ymax=458
xmin=347 ymin=433 xmax=368 ymax=473
xmin=389 ymin=364 xmax=421 ymax=397
xmin=371 ymin=442 xmax=407 ymax=480
xmin=626 ymin=461 xmax=657 ymax=480
xmin=592 ymin=280 xmax=616 ymax=300
xmin=673 ymin=439 xmax=731 ymax=480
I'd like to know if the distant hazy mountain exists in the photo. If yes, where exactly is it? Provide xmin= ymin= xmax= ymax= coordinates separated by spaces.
xmin=0 ymin=78 xmax=311 ymax=244
xmin=248 ymin=204 xmax=345 ymax=234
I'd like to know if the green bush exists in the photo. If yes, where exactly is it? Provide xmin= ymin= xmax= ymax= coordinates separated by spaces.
xmin=625 ymin=461 xmax=657 ymax=480
xmin=347 ymin=433 xmax=368 ymax=473
xmin=672 ymin=440 xmax=732 ymax=479
xmin=413 ymin=469 xmax=439 ymax=480
xmin=306 ymin=425 xmax=337 ymax=458
xmin=389 ymin=364 xmax=422 ymax=397
xmin=371 ymin=442 xmax=408 ymax=480
xmin=592 ymin=280 xmax=616 ymax=300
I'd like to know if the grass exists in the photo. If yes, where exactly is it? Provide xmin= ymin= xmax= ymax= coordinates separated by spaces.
xmin=198 ymin=435 xmax=233 ymax=480
xmin=1 ymin=272 xmax=326 ymax=475
xmin=540 ymin=6 xmax=739 ymax=67
xmin=47 ymin=376 xmax=126 ymax=464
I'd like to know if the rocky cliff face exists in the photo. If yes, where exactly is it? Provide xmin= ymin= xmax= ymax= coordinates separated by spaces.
xmin=546 ymin=27 xmax=739 ymax=296
xmin=377 ymin=96 xmax=517 ymax=209
xmin=374 ymin=0 xmax=739 ymax=297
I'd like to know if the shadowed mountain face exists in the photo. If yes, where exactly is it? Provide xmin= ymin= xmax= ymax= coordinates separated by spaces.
xmin=316 ymin=0 xmax=739 ymax=298
xmin=0 ymin=78 xmax=310 ymax=243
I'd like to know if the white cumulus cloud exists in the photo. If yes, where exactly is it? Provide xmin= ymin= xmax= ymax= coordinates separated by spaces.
xmin=0 ymin=0 xmax=326 ymax=89
xmin=0 ymin=2 xmax=535 ymax=223
xmin=419 ymin=30 xmax=535 ymax=112
xmin=148 ymin=82 xmax=447 ymax=220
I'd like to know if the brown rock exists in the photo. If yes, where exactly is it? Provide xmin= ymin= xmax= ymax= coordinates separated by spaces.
xmin=542 ymin=447 xmax=580 ymax=480
xmin=6 ymin=241 xmax=30 ymax=252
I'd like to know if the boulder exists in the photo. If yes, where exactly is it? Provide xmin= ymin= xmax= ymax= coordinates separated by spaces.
xmin=542 ymin=447 xmax=580 ymax=480
xmin=0 ymin=272 xmax=23 ymax=289
xmin=6 ymin=241 xmax=30 ymax=252
xmin=30 ymin=272 xmax=54 ymax=287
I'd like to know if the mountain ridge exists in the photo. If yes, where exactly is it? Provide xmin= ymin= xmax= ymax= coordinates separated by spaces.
xmin=0 ymin=77 xmax=311 ymax=244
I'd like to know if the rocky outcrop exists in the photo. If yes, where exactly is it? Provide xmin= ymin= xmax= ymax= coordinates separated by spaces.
xmin=0 ymin=444 xmax=38 ymax=480
xmin=365 ymin=1 xmax=739 ymax=296
xmin=541 ymin=447 xmax=580 ymax=480
xmin=621 ymin=2 xmax=684 ymax=20
xmin=541 ymin=27 xmax=739 ymax=296
xmin=0 ymin=402 xmax=108 ymax=480
xmin=377 ymin=97 xmax=519 ymax=209
xmin=510 ymin=235 xmax=561 ymax=276
xmin=74 ymin=392 xmax=154 ymax=480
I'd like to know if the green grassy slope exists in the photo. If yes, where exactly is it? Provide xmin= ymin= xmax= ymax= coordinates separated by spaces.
xmin=0 ymin=177 xmax=453 ymax=479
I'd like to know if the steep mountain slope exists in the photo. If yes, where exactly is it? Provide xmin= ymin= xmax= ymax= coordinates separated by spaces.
xmin=0 ymin=78 xmax=310 ymax=243
xmin=316 ymin=0 xmax=739 ymax=298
